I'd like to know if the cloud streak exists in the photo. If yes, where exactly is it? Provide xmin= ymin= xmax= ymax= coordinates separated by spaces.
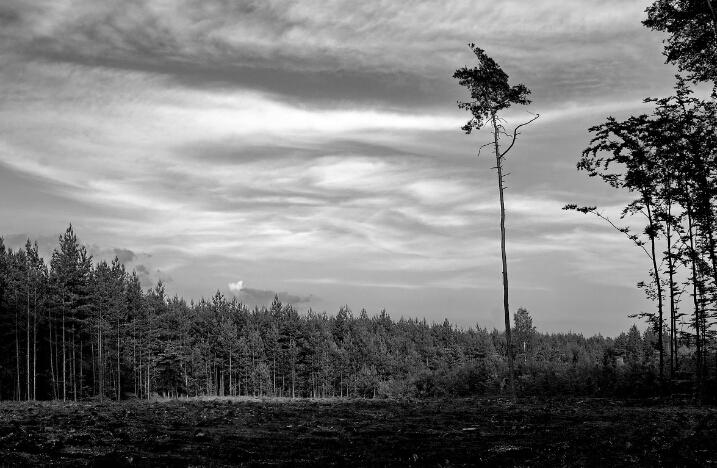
xmin=0 ymin=0 xmax=670 ymax=334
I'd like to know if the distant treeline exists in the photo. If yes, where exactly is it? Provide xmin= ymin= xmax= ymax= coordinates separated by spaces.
xmin=0 ymin=227 xmax=714 ymax=401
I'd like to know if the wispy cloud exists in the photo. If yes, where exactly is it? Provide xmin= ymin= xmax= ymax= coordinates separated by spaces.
xmin=0 ymin=0 xmax=667 ymax=334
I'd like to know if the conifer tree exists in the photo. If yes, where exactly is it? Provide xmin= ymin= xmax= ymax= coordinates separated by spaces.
xmin=454 ymin=43 xmax=538 ymax=398
xmin=50 ymin=225 xmax=92 ymax=400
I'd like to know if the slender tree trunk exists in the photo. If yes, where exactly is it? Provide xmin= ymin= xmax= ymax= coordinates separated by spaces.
xmin=15 ymin=292 xmax=20 ymax=400
xmin=646 ymin=201 xmax=665 ymax=382
xmin=62 ymin=306 xmax=66 ymax=401
xmin=291 ymin=339 xmax=296 ymax=398
xmin=146 ymin=353 xmax=150 ymax=400
xmin=491 ymin=112 xmax=516 ymax=399
xmin=80 ymin=339 xmax=83 ymax=399
xmin=91 ymin=342 xmax=96 ymax=395
xmin=186 ymin=357 xmax=192 ymax=397
xmin=72 ymin=329 xmax=76 ymax=401
xmin=33 ymin=286 xmax=37 ymax=400
xmin=686 ymin=207 xmax=703 ymax=384
xmin=49 ymin=309 xmax=57 ymax=400
xmin=698 ymin=245 xmax=709 ymax=380
xmin=138 ymin=342 xmax=142 ymax=399
xmin=665 ymin=208 xmax=676 ymax=378
xmin=137 ymin=331 xmax=142 ymax=399
xmin=26 ymin=266 xmax=30 ymax=400
xmin=133 ymin=324 xmax=137 ymax=397
xmin=703 ymin=224 xmax=717 ymax=299
xmin=98 ymin=307 xmax=103 ymax=401
xmin=117 ymin=318 xmax=121 ymax=401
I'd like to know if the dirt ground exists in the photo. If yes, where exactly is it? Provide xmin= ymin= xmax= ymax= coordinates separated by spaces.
xmin=0 ymin=397 xmax=715 ymax=466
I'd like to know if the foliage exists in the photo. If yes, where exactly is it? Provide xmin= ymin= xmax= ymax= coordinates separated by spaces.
xmin=0 ymin=229 xmax=707 ymax=400
xmin=453 ymin=43 xmax=531 ymax=134
xmin=566 ymin=76 xmax=717 ymax=384
xmin=644 ymin=0 xmax=717 ymax=83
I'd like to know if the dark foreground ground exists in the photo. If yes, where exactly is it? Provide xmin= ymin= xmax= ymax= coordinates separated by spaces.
xmin=0 ymin=397 xmax=716 ymax=467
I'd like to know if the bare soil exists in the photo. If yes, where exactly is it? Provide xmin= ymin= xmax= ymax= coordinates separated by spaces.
xmin=0 ymin=397 xmax=715 ymax=466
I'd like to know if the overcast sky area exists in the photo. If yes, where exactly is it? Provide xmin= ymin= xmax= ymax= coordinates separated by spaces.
xmin=0 ymin=0 xmax=681 ymax=335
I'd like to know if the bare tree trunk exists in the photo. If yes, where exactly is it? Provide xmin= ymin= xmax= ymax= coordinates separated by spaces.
xmin=72 ymin=329 xmax=77 ymax=401
xmin=80 ymin=339 xmax=83 ymax=399
xmin=697 ymin=244 xmax=708 ymax=381
xmin=33 ymin=286 xmax=37 ymax=400
xmin=138 ymin=342 xmax=142 ymax=400
xmin=117 ymin=318 xmax=121 ymax=401
xmin=491 ymin=112 xmax=516 ymax=400
xmin=645 ymin=201 xmax=665 ymax=382
xmin=26 ymin=265 xmax=30 ymax=400
xmin=686 ymin=207 xmax=703 ymax=384
xmin=15 ymin=292 xmax=20 ymax=400
xmin=665 ymin=209 xmax=676 ymax=378
xmin=49 ymin=309 xmax=57 ymax=399
xmin=703 ymin=225 xmax=717 ymax=302
xmin=91 ymin=342 xmax=96 ymax=395
xmin=98 ymin=307 xmax=103 ymax=401
xmin=133 ymin=324 xmax=137 ymax=397
xmin=183 ymin=357 xmax=189 ymax=397
xmin=137 ymin=331 xmax=141 ymax=399
xmin=62 ymin=306 xmax=66 ymax=401
xmin=291 ymin=338 xmax=296 ymax=398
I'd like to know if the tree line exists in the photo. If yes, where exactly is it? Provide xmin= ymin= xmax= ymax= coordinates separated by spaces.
xmin=0 ymin=226 xmax=713 ymax=401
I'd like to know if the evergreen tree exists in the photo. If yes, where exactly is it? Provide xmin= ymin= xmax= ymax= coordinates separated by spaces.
xmin=454 ymin=43 xmax=539 ymax=399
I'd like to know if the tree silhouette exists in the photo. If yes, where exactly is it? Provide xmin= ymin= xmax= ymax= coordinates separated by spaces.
xmin=574 ymin=113 xmax=668 ymax=380
xmin=566 ymin=77 xmax=717 ymax=386
xmin=644 ymin=0 xmax=717 ymax=83
xmin=454 ymin=43 xmax=538 ymax=398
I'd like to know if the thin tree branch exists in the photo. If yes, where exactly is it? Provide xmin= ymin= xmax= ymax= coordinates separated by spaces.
xmin=476 ymin=141 xmax=493 ymax=159
xmin=564 ymin=204 xmax=654 ymax=260
xmin=500 ymin=113 xmax=540 ymax=158
xmin=592 ymin=210 xmax=653 ymax=261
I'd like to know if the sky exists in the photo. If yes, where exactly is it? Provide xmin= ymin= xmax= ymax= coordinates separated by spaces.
xmin=0 ymin=0 xmax=681 ymax=335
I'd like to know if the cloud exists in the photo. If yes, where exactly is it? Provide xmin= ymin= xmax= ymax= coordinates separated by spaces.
xmin=131 ymin=263 xmax=173 ymax=288
xmin=0 ymin=0 xmax=665 ymax=334
xmin=0 ymin=0 xmax=671 ymax=109
xmin=228 ymin=280 xmax=244 ymax=292
xmin=231 ymin=287 xmax=314 ymax=307
xmin=112 ymin=247 xmax=136 ymax=263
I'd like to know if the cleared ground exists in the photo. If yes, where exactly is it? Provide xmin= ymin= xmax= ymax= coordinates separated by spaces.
xmin=0 ymin=397 xmax=715 ymax=466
